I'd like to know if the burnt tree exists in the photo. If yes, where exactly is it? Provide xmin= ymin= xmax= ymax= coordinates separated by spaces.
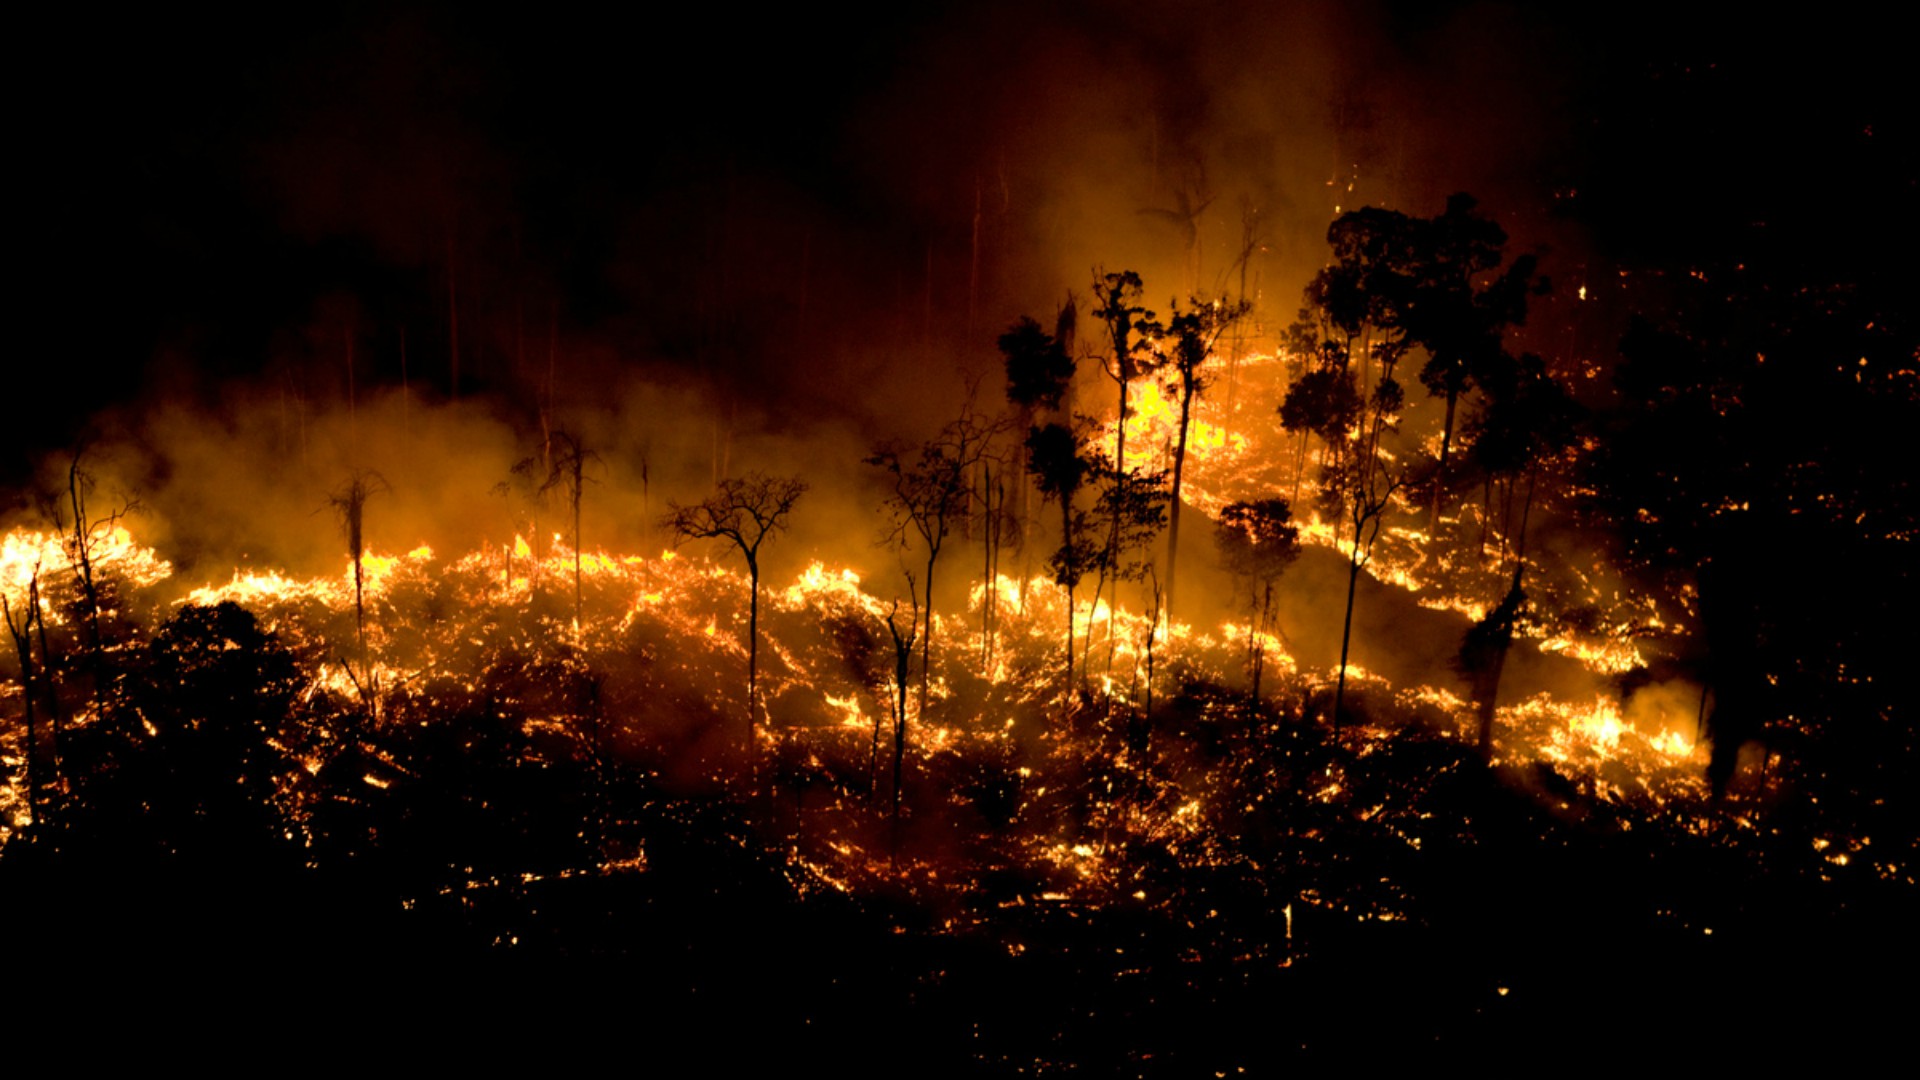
xmin=664 ymin=473 xmax=807 ymax=756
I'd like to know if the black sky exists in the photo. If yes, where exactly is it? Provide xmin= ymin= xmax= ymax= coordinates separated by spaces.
xmin=17 ymin=2 xmax=1911 ymax=478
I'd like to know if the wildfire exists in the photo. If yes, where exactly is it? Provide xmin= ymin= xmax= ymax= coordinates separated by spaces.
xmin=3 ymin=498 xmax=1718 ymax=858
xmin=1495 ymin=693 xmax=1707 ymax=803
xmin=3 ymin=526 xmax=173 ymax=614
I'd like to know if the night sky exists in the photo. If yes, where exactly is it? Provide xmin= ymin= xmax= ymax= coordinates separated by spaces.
xmin=20 ymin=2 xmax=1907 ymax=477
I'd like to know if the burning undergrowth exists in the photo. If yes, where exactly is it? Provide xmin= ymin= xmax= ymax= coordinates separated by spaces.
xmin=0 ymin=518 xmax=1759 ymax=883
xmin=0 ymin=321 xmax=1902 ymax=1063
xmin=1 ymin=518 xmax=1909 ymax=1066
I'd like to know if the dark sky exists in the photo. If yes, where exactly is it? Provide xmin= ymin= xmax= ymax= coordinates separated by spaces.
xmin=17 ymin=2 xmax=1911 ymax=472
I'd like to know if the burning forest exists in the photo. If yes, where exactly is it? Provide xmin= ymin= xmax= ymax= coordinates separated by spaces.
xmin=6 ymin=2 xmax=1915 ymax=1069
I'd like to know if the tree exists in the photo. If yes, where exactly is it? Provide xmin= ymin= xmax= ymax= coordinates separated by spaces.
xmin=1001 ymin=312 xmax=1075 ymax=547
xmin=882 ymin=591 xmax=917 ymax=848
xmin=1160 ymin=297 xmax=1249 ymax=622
xmin=1456 ymin=574 xmax=1525 ymax=761
xmin=1026 ymin=421 xmax=1099 ymax=689
xmin=1325 ymin=445 xmax=1408 ymax=732
xmin=3 ymin=564 xmax=47 ymax=829
xmin=40 ymin=452 xmax=138 ymax=670
xmin=1295 ymin=202 xmax=1483 ymax=730
xmin=1467 ymin=352 xmax=1580 ymax=560
xmin=1000 ymin=303 xmax=1081 ymax=619
xmin=1091 ymin=271 xmax=1162 ymax=624
xmin=1403 ymin=195 xmax=1544 ymax=531
xmin=530 ymin=430 xmax=598 ymax=637
xmin=1001 ymin=315 xmax=1075 ymax=417
xmin=327 ymin=470 xmax=388 ymax=717
xmin=664 ymin=473 xmax=807 ymax=754
xmin=1214 ymin=499 xmax=1301 ymax=703
xmin=1591 ymin=296 xmax=1916 ymax=796
xmin=868 ymin=407 xmax=999 ymax=719
xmin=1085 ymin=461 xmax=1171 ymax=684
xmin=1277 ymin=344 xmax=1362 ymax=503
xmin=1301 ymin=195 xmax=1545 ymax=534
xmin=1450 ymin=353 xmax=1580 ymax=755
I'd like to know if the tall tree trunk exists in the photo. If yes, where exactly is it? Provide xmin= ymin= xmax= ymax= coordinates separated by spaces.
xmin=982 ymin=464 xmax=995 ymax=666
xmin=68 ymin=461 xmax=102 ymax=664
xmin=920 ymin=553 xmax=937 ymax=719
xmin=573 ymin=460 xmax=584 ymax=639
xmin=1332 ymin=541 xmax=1363 ymax=734
xmin=1471 ymin=471 xmax=1536 ymax=759
xmin=1064 ymin=580 xmax=1076 ymax=693
xmin=1166 ymin=375 xmax=1196 ymax=623
xmin=885 ymin=598 xmax=915 ymax=853
xmin=35 ymin=585 xmax=61 ymax=788
xmin=868 ymin=690 xmax=884 ymax=798
xmin=746 ymin=558 xmax=760 ymax=753
xmin=5 ymin=589 xmax=38 ymax=829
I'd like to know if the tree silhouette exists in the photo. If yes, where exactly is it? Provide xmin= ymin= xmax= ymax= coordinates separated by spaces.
xmin=1160 ymin=297 xmax=1249 ymax=622
xmin=3 ymin=565 xmax=47 ymax=829
xmin=40 ymin=452 xmax=138 ymax=670
xmin=1214 ymin=499 xmax=1301 ymax=703
xmin=1299 ymin=196 xmax=1544 ymax=535
xmin=1403 ymin=195 xmax=1545 ymax=532
xmin=1445 ymin=352 xmax=1580 ymax=755
xmin=1590 ymin=293 xmax=1916 ymax=795
xmin=1026 ymin=421 xmax=1099 ymax=689
xmin=664 ymin=473 xmax=807 ymax=755
xmin=868 ymin=406 xmax=999 ymax=719
xmin=1000 ymin=304 xmax=1080 ymax=619
xmin=1086 ymin=460 xmax=1170 ymax=684
xmin=1092 ymin=271 xmax=1161 ymax=625
xmin=1278 ymin=342 xmax=1362 ymax=503
xmin=327 ymin=470 xmax=388 ymax=717
xmin=1326 ymin=447 xmax=1408 ymax=732
xmin=1456 ymin=573 xmax=1525 ymax=761
xmin=883 ymin=590 xmax=917 ymax=848
xmin=1001 ymin=315 xmax=1075 ymax=417
xmin=529 ymin=430 xmax=598 ymax=637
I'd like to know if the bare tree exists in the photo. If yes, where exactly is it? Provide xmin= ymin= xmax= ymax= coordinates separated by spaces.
xmin=868 ymin=405 xmax=999 ymax=718
xmin=4 ymin=564 xmax=46 ymax=828
xmin=534 ymin=430 xmax=598 ymax=637
xmin=43 ymin=453 xmax=138 ymax=667
xmin=327 ymin=470 xmax=389 ymax=716
xmin=663 ymin=473 xmax=807 ymax=752
xmin=883 ymin=589 xmax=918 ymax=851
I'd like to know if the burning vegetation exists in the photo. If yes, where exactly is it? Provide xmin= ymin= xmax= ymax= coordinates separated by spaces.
xmin=6 ymin=215 xmax=1913 ymax=1061
xmin=6 ymin=4 xmax=1915 ymax=1066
